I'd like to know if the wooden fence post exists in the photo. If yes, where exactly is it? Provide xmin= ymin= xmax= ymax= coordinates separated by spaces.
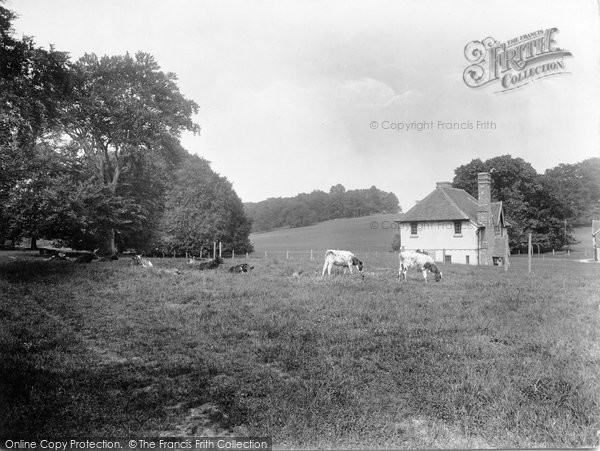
xmin=213 ymin=242 xmax=216 ymax=259
xmin=528 ymin=232 xmax=532 ymax=274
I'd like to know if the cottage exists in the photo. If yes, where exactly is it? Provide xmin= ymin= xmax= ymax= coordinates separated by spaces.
xmin=395 ymin=172 xmax=509 ymax=265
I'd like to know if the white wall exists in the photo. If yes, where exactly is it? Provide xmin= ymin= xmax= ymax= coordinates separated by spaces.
xmin=399 ymin=220 xmax=479 ymax=265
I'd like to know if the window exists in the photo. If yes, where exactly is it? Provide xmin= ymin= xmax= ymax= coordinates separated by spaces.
xmin=410 ymin=222 xmax=418 ymax=235
xmin=454 ymin=221 xmax=462 ymax=235
xmin=465 ymin=255 xmax=470 ymax=264
xmin=444 ymin=255 xmax=452 ymax=263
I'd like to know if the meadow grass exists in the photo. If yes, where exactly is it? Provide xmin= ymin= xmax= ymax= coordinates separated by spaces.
xmin=1 ymin=250 xmax=599 ymax=448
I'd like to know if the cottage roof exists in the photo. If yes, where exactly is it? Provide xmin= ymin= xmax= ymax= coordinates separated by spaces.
xmin=398 ymin=186 xmax=504 ymax=225
xmin=593 ymin=220 xmax=600 ymax=237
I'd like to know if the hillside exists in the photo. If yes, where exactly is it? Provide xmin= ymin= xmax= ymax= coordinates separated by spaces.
xmin=250 ymin=215 xmax=595 ymax=259
xmin=245 ymin=185 xmax=400 ymax=232
xmin=250 ymin=213 xmax=403 ymax=255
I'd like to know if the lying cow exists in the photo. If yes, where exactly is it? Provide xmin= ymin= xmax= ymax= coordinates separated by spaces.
xmin=195 ymin=257 xmax=223 ymax=270
xmin=398 ymin=250 xmax=442 ymax=282
xmin=228 ymin=263 xmax=254 ymax=273
xmin=131 ymin=254 xmax=153 ymax=268
xmin=322 ymin=250 xmax=364 ymax=276
xmin=75 ymin=248 xmax=99 ymax=263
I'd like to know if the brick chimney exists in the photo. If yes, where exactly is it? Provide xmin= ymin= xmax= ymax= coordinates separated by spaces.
xmin=477 ymin=172 xmax=492 ymax=227
xmin=477 ymin=172 xmax=493 ymax=265
xmin=477 ymin=172 xmax=491 ymax=207
xmin=436 ymin=182 xmax=453 ymax=189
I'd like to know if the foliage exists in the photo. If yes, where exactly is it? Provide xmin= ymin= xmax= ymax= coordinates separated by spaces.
xmin=391 ymin=233 xmax=401 ymax=251
xmin=246 ymin=185 xmax=400 ymax=232
xmin=154 ymin=155 xmax=253 ymax=256
xmin=0 ymin=4 xmax=70 ymax=245
xmin=453 ymin=155 xmax=575 ymax=252
xmin=55 ymin=52 xmax=199 ymax=253
xmin=543 ymin=158 xmax=600 ymax=226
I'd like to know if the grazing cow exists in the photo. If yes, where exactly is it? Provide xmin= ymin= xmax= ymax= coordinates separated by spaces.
xmin=195 ymin=257 xmax=223 ymax=270
xmin=398 ymin=250 xmax=442 ymax=282
xmin=75 ymin=249 xmax=99 ymax=263
xmin=228 ymin=263 xmax=254 ymax=273
xmin=131 ymin=254 xmax=153 ymax=268
xmin=322 ymin=250 xmax=364 ymax=276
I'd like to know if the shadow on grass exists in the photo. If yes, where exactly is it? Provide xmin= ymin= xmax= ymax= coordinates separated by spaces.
xmin=0 ymin=260 xmax=79 ymax=284
xmin=0 ymin=351 xmax=216 ymax=437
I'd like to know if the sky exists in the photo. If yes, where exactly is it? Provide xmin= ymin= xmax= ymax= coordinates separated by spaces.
xmin=8 ymin=0 xmax=600 ymax=211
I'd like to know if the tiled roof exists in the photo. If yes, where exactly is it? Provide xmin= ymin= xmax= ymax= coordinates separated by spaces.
xmin=399 ymin=187 xmax=477 ymax=222
xmin=399 ymin=186 xmax=503 ymax=224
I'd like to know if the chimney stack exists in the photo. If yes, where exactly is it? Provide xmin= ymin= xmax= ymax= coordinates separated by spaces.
xmin=436 ymin=182 xmax=452 ymax=189
xmin=477 ymin=172 xmax=491 ymax=207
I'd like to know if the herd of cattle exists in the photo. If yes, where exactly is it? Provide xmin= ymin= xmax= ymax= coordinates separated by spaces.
xmin=321 ymin=249 xmax=442 ymax=282
xmin=41 ymin=247 xmax=442 ymax=282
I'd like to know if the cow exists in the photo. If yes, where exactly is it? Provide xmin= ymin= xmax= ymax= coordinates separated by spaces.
xmin=322 ymin=250 xmax=364 ymax=276
xmin=195 ymin=257 xmax=223 ymax=270
xmin=228 ymin=263 xmax=254 ymax=273
xmin=131 ymin=254 xmax=153 ymax=268
xmin=398 ymin=250 xmax=442 ymax=282
xmin=75 ymin=249 xmax=99 ymax=263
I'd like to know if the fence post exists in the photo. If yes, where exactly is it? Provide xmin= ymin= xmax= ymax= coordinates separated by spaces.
xmin=213 ymin=242 xmax=216 ymax=259
xmin=232 ymin=250 xmax=235 ymax=259
xmin=246 ymin=252 xmax=248 ymax=259
xmin=264 ymin=251 xmax=267 ymax=258
xmin=219 ymin=242 xmax=222 ymax=258
xmin=286 ymin=250 xmax=289 ymax=259
xmin=528 ymin=232 xmax=532 ymax=274
xmin=311 ymin=249 xmax=313 ymax=261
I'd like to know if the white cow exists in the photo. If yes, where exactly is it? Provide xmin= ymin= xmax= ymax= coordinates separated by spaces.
xmin=322 ymin=250 xmax=364 ymax=276
xmin=398 ymin=250 xmax=442 ymax=282
xmin=131 ymin=254 xmax=153 ymax=268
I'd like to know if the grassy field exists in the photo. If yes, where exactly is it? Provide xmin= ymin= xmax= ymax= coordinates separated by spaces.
xmin=250 ymin=213 xmax=403 ymax=255
xmin=1 ymin=249 xmax=599 ymax=449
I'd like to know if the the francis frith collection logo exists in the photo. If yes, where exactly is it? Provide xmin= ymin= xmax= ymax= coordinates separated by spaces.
xmin=463 ymin=28 xmax=572 ymax=92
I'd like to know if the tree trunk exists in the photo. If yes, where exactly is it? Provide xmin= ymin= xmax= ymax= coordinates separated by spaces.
xmin=101 ymin=228 xmax=117 ymax=255
xmin=30 ymin=236 xmax=38 ymax=250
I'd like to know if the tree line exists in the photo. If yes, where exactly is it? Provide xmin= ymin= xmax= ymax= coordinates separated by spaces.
xmin=245 ymin=185 xmax=400 ymax=232
xmin=453 ymin=155 xmax=600 ymax=252
xmin=0 ymin=3 xmax=253 ymax=256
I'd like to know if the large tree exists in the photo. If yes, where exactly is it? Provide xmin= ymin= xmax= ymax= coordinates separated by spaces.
xmin=57 ymin=52 xmax=199 ymax=254
xmin=1 ymin=3 xmax=70 ymax=246
xmin=453 ymin=155 xmax=574 ymax=251
xmin=157 ymin=155 xmax=253 ymax=256
xmin=543 ymin=158 xmax=600 ymax=226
